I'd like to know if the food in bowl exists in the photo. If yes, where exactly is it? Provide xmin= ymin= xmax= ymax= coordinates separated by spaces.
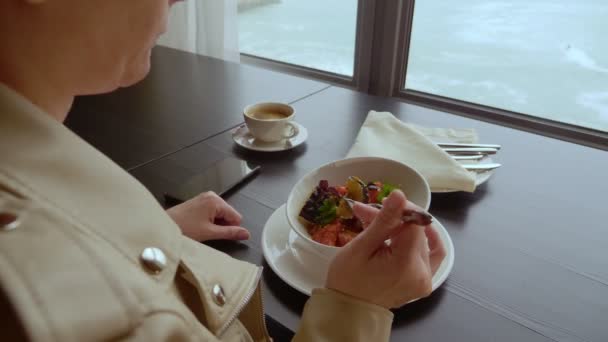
xmin=298 ymin=176 xmax=400 ymax=247
xmin=287 ymin=157 xmax=431 ymax=256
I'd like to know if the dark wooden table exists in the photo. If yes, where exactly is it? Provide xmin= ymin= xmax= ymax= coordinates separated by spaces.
xmin=66 ymin=46 xmax=328 ymax=170
xmin=70 ymin=52 xmax=608 ymax=342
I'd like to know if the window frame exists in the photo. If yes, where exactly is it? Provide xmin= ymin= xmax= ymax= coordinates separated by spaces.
xmin=239 ymin=0 xmax=376 ymax=89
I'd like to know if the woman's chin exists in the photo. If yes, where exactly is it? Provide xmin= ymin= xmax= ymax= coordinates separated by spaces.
xmin=120 ymin=50 xmax=152 ymax=87
xmin=80 ymin=50 xmax=153 ymax=95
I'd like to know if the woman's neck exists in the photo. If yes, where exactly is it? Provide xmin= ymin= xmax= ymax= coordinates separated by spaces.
xmin=0 ymin=67 xmax=74 ymax=123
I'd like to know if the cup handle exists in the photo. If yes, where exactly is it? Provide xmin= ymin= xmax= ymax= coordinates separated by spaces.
xmin=283 ymin=122 xmax=299 ymax=140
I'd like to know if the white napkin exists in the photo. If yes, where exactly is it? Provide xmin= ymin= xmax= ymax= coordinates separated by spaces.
xmin=346 ymin=111 xmax=478 ymax=192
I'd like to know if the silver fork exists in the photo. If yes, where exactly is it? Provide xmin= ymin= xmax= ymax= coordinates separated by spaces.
xmin=343 ymin=198 xmax=434 ymax=225
xmin=437 ymin=142 xmax=501 ymax=150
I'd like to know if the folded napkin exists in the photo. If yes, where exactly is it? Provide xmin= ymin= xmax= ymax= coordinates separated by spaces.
xmin=346 ymin=111 xmax=478 ymax=192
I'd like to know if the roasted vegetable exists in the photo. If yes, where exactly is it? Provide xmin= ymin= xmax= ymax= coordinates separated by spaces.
xmin=336 ymin=198 xmax=353 ymax=219
xmin=346 ymin=176 xmax=368 ymax=202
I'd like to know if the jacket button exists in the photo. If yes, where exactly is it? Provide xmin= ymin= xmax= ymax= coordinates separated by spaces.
xmin=212 ymin=284 xmax=226 ymax=306
xmin=1 ymin=195 xmax=32 ymax=231
xmin=140 ymin=247 xmax=167 ymax=274
xmin=0 ymin=212 xmax=20 ymax=231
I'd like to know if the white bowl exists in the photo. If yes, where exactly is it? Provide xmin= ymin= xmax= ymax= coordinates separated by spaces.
xmin=285 ymin=157 xmax=431 ymax=261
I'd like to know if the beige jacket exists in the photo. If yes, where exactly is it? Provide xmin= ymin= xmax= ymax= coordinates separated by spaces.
xmin=0 ymin=84 xmax=393 ymax=341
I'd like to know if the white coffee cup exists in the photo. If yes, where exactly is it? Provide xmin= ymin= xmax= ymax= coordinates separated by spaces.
xmin=243 ymin=102 xmax=299 ymax=143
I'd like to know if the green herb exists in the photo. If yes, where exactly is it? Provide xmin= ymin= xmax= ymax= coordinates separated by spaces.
xmin=316 ymin=199 xmax=337 ymax=225
xmin=377 ymin=183 xmax=397 ymax=202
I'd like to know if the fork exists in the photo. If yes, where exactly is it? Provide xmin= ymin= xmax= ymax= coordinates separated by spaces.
xmin=437 ymin=142 xmax=501 ymax=150
xmin=343 ymin=198 xmax=433 ymax=226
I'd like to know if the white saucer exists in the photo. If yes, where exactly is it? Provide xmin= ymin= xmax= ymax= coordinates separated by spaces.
xmin=261 ymin=204 xmax=455 ymax=298
xmin=232 ymin=122 xmax=308 ymax=152
xmin=431 ymin=157 xmax=497 ymax=193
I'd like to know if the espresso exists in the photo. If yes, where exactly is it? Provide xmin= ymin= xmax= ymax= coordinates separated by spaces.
xmin=249 ymin=111 xmax=289 ymax=120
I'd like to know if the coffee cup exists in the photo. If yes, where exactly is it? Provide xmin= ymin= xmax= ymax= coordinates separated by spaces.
xmin=243 ymin=102 xmax=299 ymax=143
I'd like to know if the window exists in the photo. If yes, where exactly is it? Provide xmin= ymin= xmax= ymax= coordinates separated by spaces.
xmin=405 ymin=0 xmax=608 ymax=133
xmin=237 ymin=0 xmax=358 ymax=76
xmin=237 ymin=0 xmax=608 ymax=147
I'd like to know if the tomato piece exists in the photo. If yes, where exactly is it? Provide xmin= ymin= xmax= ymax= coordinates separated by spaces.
xmin=336 ymin=186 xmax=348 ymax=197
xmin=366 ymin=181 xmax=383 ymax=204
xmin=311 ymin=222 xmax=340 ymax=246
xmin=337 ymin=230 xmax=358 ymax=247
xmin=368 ymin=188 xmax=379 ymax=204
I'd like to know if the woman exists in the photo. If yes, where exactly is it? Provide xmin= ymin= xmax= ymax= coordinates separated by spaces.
xmin=0 ymin=0 xmax=445 ymax=341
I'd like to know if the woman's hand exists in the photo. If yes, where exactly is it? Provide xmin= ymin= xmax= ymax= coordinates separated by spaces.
xmin=166 ymin=191 xmax=250 ymax=242
xmin=325 ymin=190 xmax=446 ymax=309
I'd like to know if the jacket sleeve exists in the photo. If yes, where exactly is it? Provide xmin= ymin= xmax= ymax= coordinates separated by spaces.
xmin=292 ymin=288 xmax=393 ymax=342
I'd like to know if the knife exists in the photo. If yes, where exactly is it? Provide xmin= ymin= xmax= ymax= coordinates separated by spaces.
xmin=442 ymin=147 xmax=498 ymax=155
xmin=462 ymin=163 xmax=502 ymax=171
xmin=451 ymin=155 xmax=485 ymax=161
xmin=438 ymin=142 xmax=501 ymax=150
